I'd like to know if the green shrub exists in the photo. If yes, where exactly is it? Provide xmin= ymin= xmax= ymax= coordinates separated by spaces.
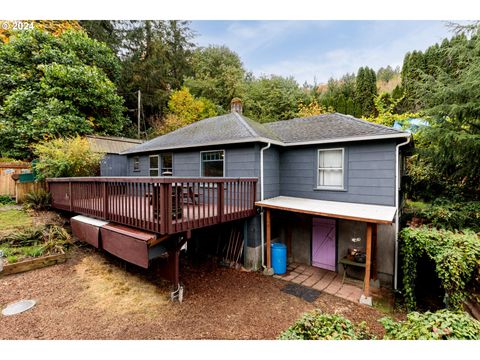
xmin=278 ymin=310 xmax=374 ymax=340
xmin=0 ymin=195 xmax=15 ymax=206
xmin=400 ymin=226 xmax=480 ymax=311
xmin=23 ymin=189 xmax=52 ymax=211
xmin=380 ymin=310 xmax=480 ymax=340
xmin=33 ymin=136 xmax=102 ymax=181
xmin=403 ymin=200 xmax=480 ymax=232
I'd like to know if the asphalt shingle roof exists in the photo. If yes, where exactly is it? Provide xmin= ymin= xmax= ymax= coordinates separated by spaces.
xmin=122 ymin=112 xmax=408 ymax=154
xmin=264 ymin=113 xmax=404 ymax=144
xmin=86 ymin=135 xmax=143 ymax=154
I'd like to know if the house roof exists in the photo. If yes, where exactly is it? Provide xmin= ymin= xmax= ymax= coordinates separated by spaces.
xmin=122 ymin=112 xmax=282 ymax=155
xmin=255 ymin=196 xmax=397 ymax=224
xmin=122 ymin=112 xmax=409 ymax=155
xmin=264 ymin=113 xmax=406 ymax=144
xmin=86 ymin=135 xmax=144 ymax=154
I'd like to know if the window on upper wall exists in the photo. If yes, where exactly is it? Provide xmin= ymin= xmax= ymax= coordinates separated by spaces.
xmin=149 ymin=155 xmax=159 ymax=176
xmin=161 ymin=153 xmax=173 ymax=176
xmin=133 ymin=157 xmax=140 ymax=172
xmin=317 ymin=148 xmax=344 ymax=190
xmin=201 ymin=150 xmax=224 ymax=177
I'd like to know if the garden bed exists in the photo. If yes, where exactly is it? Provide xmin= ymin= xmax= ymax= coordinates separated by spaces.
xmin=0 ymin=207 xmax=72 ymax=272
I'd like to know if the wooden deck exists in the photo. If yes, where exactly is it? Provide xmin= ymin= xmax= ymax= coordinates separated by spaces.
xmin=47 ymin=177 xmax=258 ymax=235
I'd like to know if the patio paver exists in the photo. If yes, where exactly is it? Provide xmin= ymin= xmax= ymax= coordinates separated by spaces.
xmin=274 ymin=263 xmax=365 ymax=305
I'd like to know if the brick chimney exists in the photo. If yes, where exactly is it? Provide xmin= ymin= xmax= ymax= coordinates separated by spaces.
xmin=230 ymin=97 xmax=243 ymax=114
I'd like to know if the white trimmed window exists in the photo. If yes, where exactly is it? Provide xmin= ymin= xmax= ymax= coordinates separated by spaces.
xmin=161 ymin=153 xmax=173 ymax=176
xmin=201 ymin=150 xmax=224 ymax=177
xmin=133 ymin=156 xmax=140 ymax=172
xmin=149 ymin=155 xmax=159 ymax=176
xmin=317 ymin=148 xmax=344 ymax=189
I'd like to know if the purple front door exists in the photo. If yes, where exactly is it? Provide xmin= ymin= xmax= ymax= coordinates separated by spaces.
xmin=312 ymin=217 xmax=336 ymax=271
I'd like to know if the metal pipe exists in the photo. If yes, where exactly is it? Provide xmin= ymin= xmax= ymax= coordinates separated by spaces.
xmin=260 ymin=142 xmax=271 ymax=269
xmin=394 ymin=135 xmax=411 ymax=290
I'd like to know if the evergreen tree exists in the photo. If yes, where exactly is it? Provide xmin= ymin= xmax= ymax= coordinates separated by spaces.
xmin=118 ymin=21 xmax=195 ymax=122
xmin=355 ymin=66 xmax=377 ymax=116
xmin=243 ymin=75 xmax=305 ymax=122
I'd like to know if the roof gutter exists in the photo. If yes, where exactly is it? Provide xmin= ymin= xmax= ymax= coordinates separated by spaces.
xmin=260 ymin=142 xmax=271 ymax=270
xmin=394 ymin=134 xmax=412 ymax=291
xmin=281 ymin=132 xmax=409 ymax=147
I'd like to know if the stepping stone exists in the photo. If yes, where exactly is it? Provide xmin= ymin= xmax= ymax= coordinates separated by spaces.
xmin=324 ymin=278 xmax=343 ymax=295
xmin=312 ymin=271 xmax=336 ymax=291
xmin=302 ymin=274 xmax=321 ymax=287
xmin=292 ymin=274 xmax=309 ymax=284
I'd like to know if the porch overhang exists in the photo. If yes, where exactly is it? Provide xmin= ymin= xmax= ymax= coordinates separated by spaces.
xmin=255 ymin=196 xmax=396 ymax=225
xmin=256 ymin=196 xmax=396 ymax=304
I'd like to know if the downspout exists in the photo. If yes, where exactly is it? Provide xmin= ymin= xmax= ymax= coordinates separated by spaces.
xmin=260 ymin=142 xmax=271 ymax=269
xmin=394 ymin=135 xmax=411 ymax=290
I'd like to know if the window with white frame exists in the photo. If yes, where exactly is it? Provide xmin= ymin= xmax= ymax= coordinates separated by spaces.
xmin=133 ymin=156 xmax=140 ymax=172
xmin=317 ymin=148 xmax=344 ymax=189
xmin=161 ymin=153 xmax=173 ymax=176
xmin=149 ymin=155 xmax=159 ymax=176
xmin=201 ymin=150 xmax=224 ymax=177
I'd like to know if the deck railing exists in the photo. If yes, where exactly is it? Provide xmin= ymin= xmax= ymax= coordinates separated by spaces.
xmin=47 ymin=177 xmax=257 ymax=235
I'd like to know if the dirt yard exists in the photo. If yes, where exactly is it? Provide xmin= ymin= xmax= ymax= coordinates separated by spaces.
xmin=0 ymin=247 xmax=393 ymax=339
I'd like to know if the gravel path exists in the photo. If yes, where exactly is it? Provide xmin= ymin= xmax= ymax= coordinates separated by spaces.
xmin=0 ymin=248 xmax=390 ymax=339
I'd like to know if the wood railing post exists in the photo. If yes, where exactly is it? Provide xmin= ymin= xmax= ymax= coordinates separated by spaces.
xmin=69 ymin=181 xmax=73 ymax=212
xmin=158 ymin=183 xmax=165 ymax=234
xmin=218 ymin=182 xmax=224 ymax=222
xmin=166 ymin=183 xmax=173 ymax=234
xmin=103 ymin=182 xmax=108 ymax=220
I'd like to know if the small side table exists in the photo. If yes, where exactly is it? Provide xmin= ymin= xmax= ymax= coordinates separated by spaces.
xmin=339 ymin=257 xmax=366 ymax=286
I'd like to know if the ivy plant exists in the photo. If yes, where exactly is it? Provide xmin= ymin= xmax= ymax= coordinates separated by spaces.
xmin=400 ymin=226 xmax=480 ymax=311
xmin=380 ymin=309 xmax=480 ymax=340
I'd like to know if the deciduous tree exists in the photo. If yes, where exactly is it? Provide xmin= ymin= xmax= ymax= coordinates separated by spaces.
xmin=0 ymin=30 xmax=127 ymax=159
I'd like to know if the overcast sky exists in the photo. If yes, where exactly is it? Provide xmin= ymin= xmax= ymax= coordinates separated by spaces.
xmin=190 ymin=20 xmax=457 ymax=84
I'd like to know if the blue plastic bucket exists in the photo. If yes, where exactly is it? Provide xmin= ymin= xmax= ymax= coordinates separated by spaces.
xmin=271 ymin=243 xmax=287 ymax=275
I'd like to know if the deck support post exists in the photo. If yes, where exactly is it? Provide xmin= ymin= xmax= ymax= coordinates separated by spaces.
xmin=361 ymin=222 xmax=374 ymax=306
xmin=266 ymin=208 xmax=271 ymax=269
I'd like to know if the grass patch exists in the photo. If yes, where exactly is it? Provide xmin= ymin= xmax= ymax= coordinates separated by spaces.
xmin=0 ymin=209 xmax=32 ymax=231
xmin=75 ymin=253 xmax=170 ymax=316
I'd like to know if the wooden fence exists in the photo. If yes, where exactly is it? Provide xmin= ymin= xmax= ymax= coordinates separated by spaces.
xmin=0 ymin=162 xmax=31 ymax=197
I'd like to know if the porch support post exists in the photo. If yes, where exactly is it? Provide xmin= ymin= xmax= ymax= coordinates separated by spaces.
xmin=372 ymin=223 xmax=378 ymax=281
xmin=266 ymin=208 xmax=271 ymax=269
xmin=286 ymin=217 xmax=292 ymax=260
xmin=363 ymin=222 xmax=373 ymax=298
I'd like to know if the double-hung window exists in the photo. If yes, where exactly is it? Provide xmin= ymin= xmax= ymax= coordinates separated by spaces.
xmin=133 ymin=156 xmax=140 ymax=172
xmin=149 ymin=155 xmax=159 ymax=176
xmin=317 ymin=148 xmax=344 ymax=190
xmin=161 ymin=153 xmax=173 ymax=176
xmin=201 ymin=150 xmax=224 ymax=177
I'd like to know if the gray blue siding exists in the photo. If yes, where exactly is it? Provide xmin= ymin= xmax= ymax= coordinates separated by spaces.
xmin=100 ymin=154 xmax=129 ymax=176
xmin=263 ymin=146 xmax=280 ymax=199
xmin=126 ymin=145 xmax=261 ymax=199
xmin=122 ymin=140 xmax=397 ymax=206
xmin=279 ymin=141 xmax=396 ymax=206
